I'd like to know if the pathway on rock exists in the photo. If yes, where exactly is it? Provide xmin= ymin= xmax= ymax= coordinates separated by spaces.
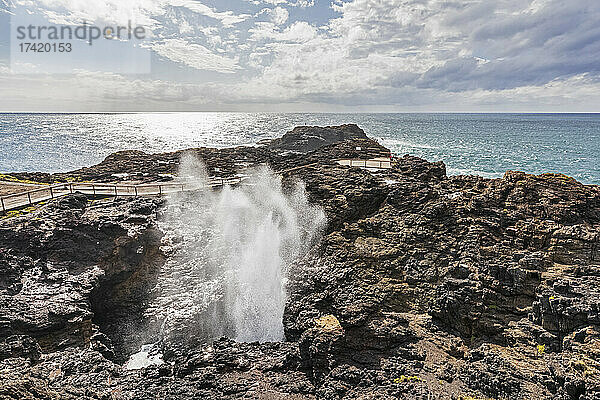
xmin=1 ymin=157 xmax=392 ymax=214
xmin=0 ymin=178 xmax=244 ymax=213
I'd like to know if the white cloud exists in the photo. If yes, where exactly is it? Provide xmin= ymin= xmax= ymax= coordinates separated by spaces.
xmin=250 ymin=20 xmax=317 ymax=43
xmin=1 ymin=0 xmax=14 ymax=14
xmin=278 ymin=21 xmax=317 ymax=42
xmin=15 ymin=0 xmax=163 ymax=26
xmin=15 ymin=0 xmax=249 ymax=27
xmin=167 ymin=0 xmax=249 ymax=27
xmin=267 ymin=6 xmax=288 ymax=26
xmin=152 ymin=39 xmax=241 ymax=73
xmin=246 ymin=0 xmax=313 ymax=7
xmin=248 ymin=21 xmax=278 ymax=41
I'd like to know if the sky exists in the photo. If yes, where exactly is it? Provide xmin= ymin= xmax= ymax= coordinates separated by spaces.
xmin=0 ymin=0 xmax=599 ymax=112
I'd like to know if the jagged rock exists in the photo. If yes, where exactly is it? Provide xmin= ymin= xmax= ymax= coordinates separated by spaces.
xmin=299 ymin=315 xmax=345 ymax=383
xmin=0 ymin=195 xmax=164 ymax=358
xmin=0 ymin=336 xmax=41 ymax=362
xmin=1 ymin=126 xmax=599 ymax=399
xmin=266 ymin=124 xmax=368 ymax=153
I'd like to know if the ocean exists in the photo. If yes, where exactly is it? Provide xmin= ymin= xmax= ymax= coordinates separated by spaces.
xmin=0 ymin=113 xmax=598 ymax=184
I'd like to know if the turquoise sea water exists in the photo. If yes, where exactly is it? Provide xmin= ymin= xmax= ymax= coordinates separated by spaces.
xmin=0 ymin=113 xmax=598 ymax=184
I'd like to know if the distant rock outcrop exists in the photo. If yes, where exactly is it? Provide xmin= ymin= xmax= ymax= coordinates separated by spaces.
xmin=266 ymin=124 xmax=368 ymax=153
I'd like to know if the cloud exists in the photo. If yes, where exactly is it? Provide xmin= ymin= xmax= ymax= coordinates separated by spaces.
xmin=250 ymin=20 xmax=317 ymax=42
xmin=3 ymin=0 xmax=600 ymax=111
xmin=167 ymin=0 xmax=250 ymax=27
xmin=152 ymin=39 xmax=241 ymax=73
xmin=14 ymin=0 xmax=249 ymax=27
xmin=1 ymin=0 xmax=14 ymax=14
xmin=238 ymin=0 xmax=600 ymax=104
xmin=3 ymin=62 xmax=600 ymax=112
xmin=266 ymin=6 xmax=288 ymax=26
xmin=0 ymin=68 xmax=192 ymax=110
xmin=15 ymin=0 xmax=163 ymax=26
xmin=246 ymin=0 xmax=314 ymax=7
xmin=419 ymin=0 xmax=600 ymax=91
xmin=278 ymin=21 xmax=317 ymax=42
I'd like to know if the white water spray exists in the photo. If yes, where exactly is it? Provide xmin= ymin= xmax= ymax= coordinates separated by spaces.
xmin=148 ymin=153 xmax=325 ymax=344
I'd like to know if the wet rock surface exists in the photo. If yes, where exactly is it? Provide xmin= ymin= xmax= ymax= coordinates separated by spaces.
xmin=0 ymin=194 xmax=165 ymax=360
xmin=1 ymin=125 xmax=600 ymax=399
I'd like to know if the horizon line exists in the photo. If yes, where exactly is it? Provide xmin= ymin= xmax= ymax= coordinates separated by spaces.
xmin=1 ymin=111 xmax=599 ymax=115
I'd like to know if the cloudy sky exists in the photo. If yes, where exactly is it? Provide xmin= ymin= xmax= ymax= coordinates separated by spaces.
xmin=0 ymin=0 xmax=599 ymax=112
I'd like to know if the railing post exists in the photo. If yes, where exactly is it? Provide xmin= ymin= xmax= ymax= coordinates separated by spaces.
xmin=49 ymin=186 xmax=54 ymax=198
xmin=134 ymin=186 xmax=138 ymax=197
xmin=181 ymin=184 xmax=184 ymax=191
xmin=92 ymin=185 xmax=96 ymax=196
xmin=114 ymin=185 xmax=118 ymax=197
xmin=159 ymin=185 xmax=162 ymax=196
xmin=1 ymin=197 xmax=5 ymax=213
xmin=69 ymin=184 xmax=73 ymax=194
xmin=27 ymin=192 xmax=32 ymax=205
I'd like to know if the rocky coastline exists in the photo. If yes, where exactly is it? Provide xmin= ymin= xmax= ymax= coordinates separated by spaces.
xmin=1 ymin=125 xmax=599 ymax=399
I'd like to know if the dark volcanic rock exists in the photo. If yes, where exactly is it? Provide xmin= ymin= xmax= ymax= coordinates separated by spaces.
xmin=1 ymin=126 xmax=600 ymax=400
xmin=266 ymin=124 xmax=368 ymax=153
xmin=282 ymin=156 xmax=600 ymax=399
xmin=0 ymin=195 xmax=164 ymax=358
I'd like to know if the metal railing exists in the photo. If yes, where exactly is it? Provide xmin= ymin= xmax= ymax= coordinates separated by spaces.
xmin=1 ymin=156 xmax=393 ymax=214
xmin=336 ymin=158 xmax=392 ymax=169
xmin=0 ymin=177 xmax=245 ymax=213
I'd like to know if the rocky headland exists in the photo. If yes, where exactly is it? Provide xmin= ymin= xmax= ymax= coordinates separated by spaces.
xmin=1 ymin=125 xmax=599 ymax=399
